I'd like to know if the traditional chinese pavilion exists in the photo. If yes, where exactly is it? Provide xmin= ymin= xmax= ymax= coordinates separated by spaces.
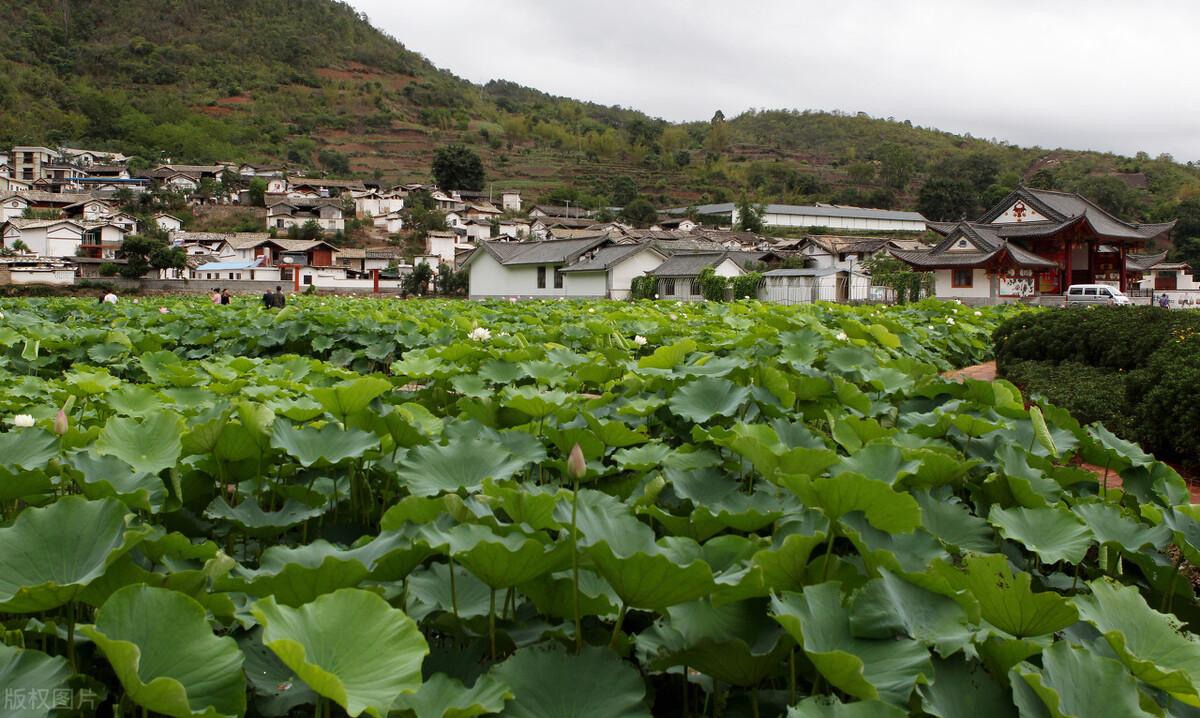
xmin=892 ymin=187 xmax=1175 ymax=300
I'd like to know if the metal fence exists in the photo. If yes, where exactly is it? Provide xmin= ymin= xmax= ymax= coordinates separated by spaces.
xmin=759 ymin=281 xmax=913 ymax=305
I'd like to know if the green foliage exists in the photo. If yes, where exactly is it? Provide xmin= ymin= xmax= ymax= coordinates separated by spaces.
xmin=620 ymin=198 xmax=658 ymax=227
xmin=115 ymin=230 xmax=186 ymax=279
xmin=917 ymin=177 xmax=976 ymax=222
xmin=730 ymin=271 xmax=763 ymax=300
xmin=432 ymin=144 xmax=485 ymax=191
xmin=403 ymin=261 xmax=435 ymax=296
xmin=0 ymin=295 xmax=1191 ymax=715
xmin=861 ymin=253 xmax=932 ymax=303
xmin=629 ymin=275 xmax=657 ymax=300
xmin=995 ymin=306 xmax=1200 ymax=466
xmin=98 ymin=262 xmax=120 ymax=277
xmin=735 ymin=196 xmax=765 ymax=232
xmin=696 ymin=266 xmax=728 ymax=301
xmin=247 ymin=178 xmax=267 ymax=207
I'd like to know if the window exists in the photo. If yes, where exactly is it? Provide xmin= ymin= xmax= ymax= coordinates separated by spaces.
xmin=1068 ymin=287 xmax=1083 ymax=296
xmin=663 ymin=278 xmax=676 ymax=296
xmin=690 ymin=279 xmax=701 ymax=295
xmin=553 ymin=268 xmax=563 ymax=289
xmin=951 ymin=269 xmax=973 ymax=288
xmin=302 ymin=275 xmax=313 ymax=285
xmin=537 ymin=266 xmax=546 ymax=288
xmin=1084 ymin=288 xmax=1097 ymax=296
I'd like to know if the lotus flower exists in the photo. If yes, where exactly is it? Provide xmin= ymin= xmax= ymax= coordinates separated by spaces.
xmin=468 ymin=327 xmax=491 ymax=342
xmin=633 ymin=335 xmax=647 ymax=346
xmin=835 ymin=331 xmax=848 ymax=341
xmin=53 ymin=409 xmax=68 ymax=436
xmin=946 ymin=317 xmax=956 ymax=325
xmin=10 ymin=414 xmax=34 ymax=428
xmin=567 ymin=442 xmax=586 ymax=480
xmin=587 ymin=308 xmax=595 ymax=314
xmin=159 ymin=307 xmax=169 ymax=314
xmin=654 ymin=294 xmax=660 ymax=299
xmin=974 ymin=311 xmax=983 ymax=317
xmin=669 ymin=313 xmax=677 ymax=321
xmin=132 ymin=298 xmax=139 ymax=304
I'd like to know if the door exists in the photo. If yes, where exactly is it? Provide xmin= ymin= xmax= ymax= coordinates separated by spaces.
xmin=1155 ymin=271 xmax=1178 ymax=291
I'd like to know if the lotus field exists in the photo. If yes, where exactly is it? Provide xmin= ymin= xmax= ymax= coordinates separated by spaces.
xmin=2 ymin=296 xmax=1200 ymax=718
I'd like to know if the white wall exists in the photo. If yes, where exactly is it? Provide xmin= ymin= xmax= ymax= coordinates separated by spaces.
xmin=611 ymin=251 xmax=666 ymax=299
xmin=156 ymin=216 xmax=183 ymax=232
xmin=468 ymin=252 xmax=568 ymax=299
xmin=10 ymin=268 xmax=75 ymax=285
xmin=563 ymin=272 xmax=607 ymax=297
xmin=714 ymin=259 xmax=744 ymax=278
xmin=732 ymin=207 xmax=925 ymax=231
xmin=933 ymin=269 xmax=991 ymax=298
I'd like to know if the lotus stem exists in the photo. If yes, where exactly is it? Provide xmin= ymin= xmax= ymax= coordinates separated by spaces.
xmin=489 ymin=589 xmax=497 ymax=659
xmin=820 ymin=530 xmax=837 ymax=581
xmin=682 ymin=664 xmax=690 ymax=717
xmin=571 ymin=479 xmax=582 ymax=653
xmin=609 ymin=602 xmax=628 ymax=649
xmin=448 ymin=557 xmax=460 ymax=621
xmin=66 ymin=602 xmax=75 ymax=671
xmin=788 ymin=647 xmax=797 ymax=705
xmin=1163 ymin=553 xmax=1184 ymax=613
xmin=750 ymin=686 xmax=761 ymax=718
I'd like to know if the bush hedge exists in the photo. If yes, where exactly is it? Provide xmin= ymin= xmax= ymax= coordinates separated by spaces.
xmin=994 ymin=306 xmax=1200 ymax=466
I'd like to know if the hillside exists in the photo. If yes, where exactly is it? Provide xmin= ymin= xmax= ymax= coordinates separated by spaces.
xmin=3 ymin=0 xmax=1200 ymax=232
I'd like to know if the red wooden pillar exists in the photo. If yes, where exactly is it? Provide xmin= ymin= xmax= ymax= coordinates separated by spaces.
xmin=293 ymin=266 xmax=300 ymax=292
xmin=371 ymin=268 xmax=380 ymax=293
xmin=1119 ymin=242 xmax=1128 ymax=292
xmin=1063 ymin=235 xmax=1072 ymax=293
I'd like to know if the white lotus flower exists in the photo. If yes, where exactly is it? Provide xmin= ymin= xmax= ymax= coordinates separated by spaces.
xmin=946 ymin=317 xmax=956 ymax=325
xmin=835 ymin=331 xmax=848 ymax=341
xmin=633 ymin=335 xmax=647 ymax=346
xmin=654 ymin=293 xmax=660 ymax=299
xmin=468 ymin=327 xmax=491 ymax=341
xmin=974 ymin=311 xmax=982 ymax=317
xmin=587 ymin=308 xmax=595 ymax=313
xmin=10 ymin=414 xmax=34 ymax=428
xmin=132 ymin=298 xmax=139 ymax=304
xmin=669 ymin=313 xmax=677 ymax=321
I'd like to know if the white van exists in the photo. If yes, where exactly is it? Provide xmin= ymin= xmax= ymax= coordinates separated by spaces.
xmin=1065 ymin=284 xmax=1131 ymax=306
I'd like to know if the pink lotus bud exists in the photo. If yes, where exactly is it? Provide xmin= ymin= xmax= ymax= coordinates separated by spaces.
xmin=567 ymin=443 xmax=586 ymax=480
xmin=53 ymin=409 xmax=69 ymax=436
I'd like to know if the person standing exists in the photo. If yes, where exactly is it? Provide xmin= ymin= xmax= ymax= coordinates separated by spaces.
xmin=221 ymin=289 xmax=231 ymax=305
xmin=211 ymin=288 xmax=222 ymax=304
xmin=262 ymin=286 xmax=275 ymax=308
xmin=272 ymin=285 xmax=286 ymax=308
xmin=1160 ymin=293 xmax=1171 ymax=309
xmin=102 ymin=291 xmax=118 ymax=304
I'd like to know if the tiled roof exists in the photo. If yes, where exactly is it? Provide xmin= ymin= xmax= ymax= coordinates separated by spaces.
xmin=559 ymin=244 xmax=659 ymax=273
xmin=476 ymin=236 xmax=611 ymax=266
xmin=980 ymin=187 xmax=1175 ymax=241
xmin=649 ymin=252 xmax=741 ymax=277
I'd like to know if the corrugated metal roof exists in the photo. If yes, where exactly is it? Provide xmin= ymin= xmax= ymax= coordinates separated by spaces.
xmin=675 ymin=202 xmax=928 ymax=223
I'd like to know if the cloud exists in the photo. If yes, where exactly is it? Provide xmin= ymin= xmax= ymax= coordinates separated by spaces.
xmin=350 ymin=0 xmax=1200 ymax=159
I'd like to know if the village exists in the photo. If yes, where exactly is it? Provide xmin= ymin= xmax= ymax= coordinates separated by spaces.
xmin=0 ymin=143 xmax=1193 ymax=305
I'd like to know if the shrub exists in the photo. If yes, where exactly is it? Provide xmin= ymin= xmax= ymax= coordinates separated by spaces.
xmin=697 ymin=267 xmax=727 ymax=301
xmin=995 ymin=306 xmax=1200 ymax=467
xmin=630 ymin=275 xmax=657 ymax=300
xmin=98 ymin=262 xmax=120 ymax=277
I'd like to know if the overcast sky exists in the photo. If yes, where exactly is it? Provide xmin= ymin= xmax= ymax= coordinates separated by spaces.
xmin=349 ymin=1 xmax=1200 ymax=161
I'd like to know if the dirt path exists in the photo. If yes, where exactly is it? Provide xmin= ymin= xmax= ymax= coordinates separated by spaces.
xmin=941 ymin=361 xmax=997 ymax=382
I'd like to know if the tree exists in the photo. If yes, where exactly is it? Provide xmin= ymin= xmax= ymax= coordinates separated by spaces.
xmin=248 ymin=178 xmax=267 ymax=207
xmin=1073 ymin=176 xmax=1140 ymax=219
xmin=432 ymin=144 xmax=484 ymax=191
xmin=620 ymin=197 xmax=658 ymax=227
xmin=607 ymin=176 xmax=639 ymax=207
xmin=116 ymin=232 xmax=186 ymax=279
xmin=878 ymin=142 xmax=920 ymax=190
xmin=735 ymin=196 xmax=764 ymax=233
xmin=402 ymin=261 xmax=435 ymax=296
xmin=9 ymin=239 xmax=30 ymax=254
xmin=917 ymin=177 xmax=976 ymax=222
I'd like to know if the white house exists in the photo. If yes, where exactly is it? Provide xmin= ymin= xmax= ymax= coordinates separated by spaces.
xmin=0 ymin=194 xmax=30 ymax=222
xmin=372 ymin=210 xmax=404 ymax=234
xmin=355 ymin=191 xmax=404 ymax=219
xmin=463 ymin=235 xmax=616 ymax=299
xmin=425 ymin=231 xmax=472 ymax=267
xmin=267 ymin=200 xmax=345 ymax=233
xmin=648 ymin=252 xmax=746 ymax=301
xmin=3 ymin=219 xmax=87 ymax=257
xmin=155 ymin=213 xmax=184 ymax=233
xmin=163 ymin=173 xmax=201 ymax=193
xmin=500 ymin=190 xmax=522 ymax=213
xmin=675 ymin=202 xmax=928 ymax=232
xmin=557 ymin=243 xmax=668 ymax=299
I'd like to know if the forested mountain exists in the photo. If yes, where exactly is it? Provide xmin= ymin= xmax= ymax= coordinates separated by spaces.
xmin=4 ymin=0 xmax=1200 ymax=245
